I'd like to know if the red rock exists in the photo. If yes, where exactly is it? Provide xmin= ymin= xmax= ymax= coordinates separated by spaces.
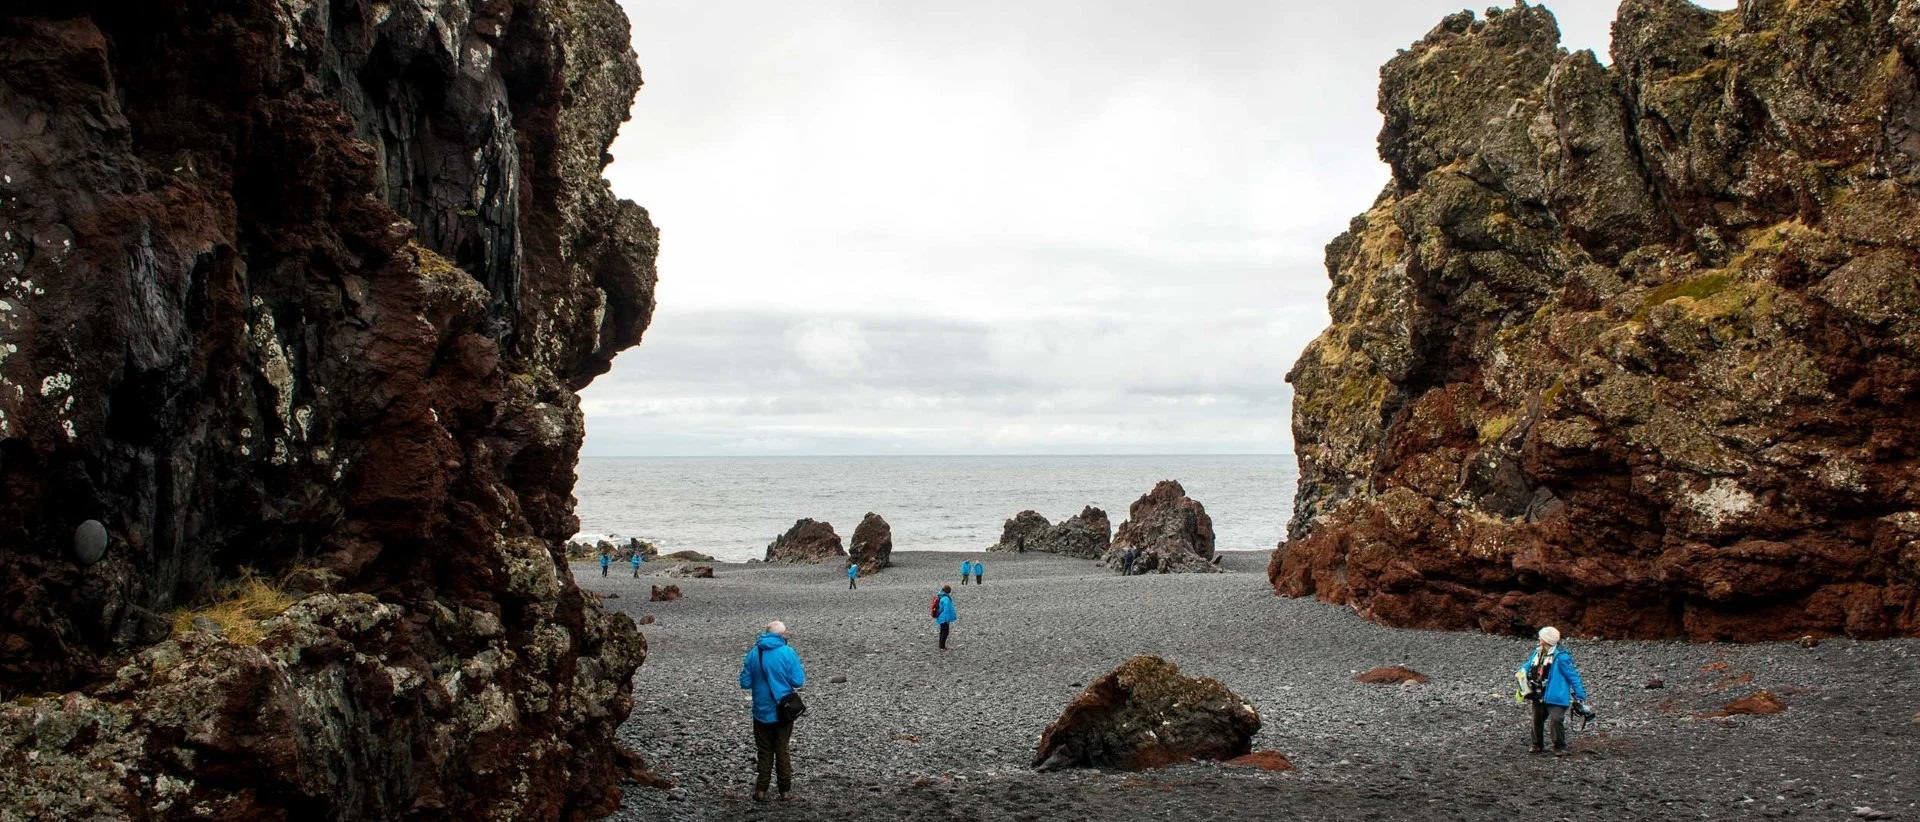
xmin=1702 ymin=691 xmax=1788 ymax=718
xmin=849 ymin=513 xmax=893 ymax=575
xmin=638 ymin=615 xmax=655 ymax=626
xmin=764 ymin=519 xmax=847 ymax=563
xmin=1224 ymin=751 xmax=1294 ymax=772
xmin=1033 ymin=656 xmax=1259 ymax=771
xmin=1354 ymin=666 xmax=1429 ymax=684
xmin=1109 ymin=482 xmax=1218 ymax=574
xmin=650 ymin=585 xmax=683 ymax=602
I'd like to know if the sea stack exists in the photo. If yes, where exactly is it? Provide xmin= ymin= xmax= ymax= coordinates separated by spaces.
xmin=765 ymin=518 xmax=848 ymax=563
xmin=1108 ymin=481 xmax=1217 ymax=573
xmin=849 ymin=512 xmax=893 ymax=574
xmin=1275 ymin=1 xmax=1920 ymax=640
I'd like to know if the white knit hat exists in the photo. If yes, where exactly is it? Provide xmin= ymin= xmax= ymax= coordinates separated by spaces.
xmin=1538 ymin=626 xmax=1561 ymax=645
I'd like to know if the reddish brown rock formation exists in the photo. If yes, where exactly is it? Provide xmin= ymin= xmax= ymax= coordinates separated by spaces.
xmin=1275 ymin=0 xmax=1920 ymax=640
xmin=764 ymin=518 xmax=847 ymax=564
xmin=1032 ymin=655 xmax=1259 ymax=771
xmin=849 ymin=512 xmax=893 ymax=575
xmin=0 ymin=0 xmax=656 ymax=817
xmin=1355 ymin=666 xmax=1430 ymax=685
xmin=1224 ymin=751 xmax=1295 ymax=772
xmin=650 ymin=585 xmax=683 ymax=602
xmin=1109 ymin=481 xmax=1217 ymax=573
xmin=1703 ymin=690 xmax=1788 ymax=718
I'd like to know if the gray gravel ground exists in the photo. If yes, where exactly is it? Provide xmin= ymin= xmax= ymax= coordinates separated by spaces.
xmin=580 ymin=551 xmax=1919 ymax=821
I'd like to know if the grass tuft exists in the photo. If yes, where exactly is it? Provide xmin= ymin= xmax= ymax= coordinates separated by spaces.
xmin=171 ymin=571 xmax=296 ymax=645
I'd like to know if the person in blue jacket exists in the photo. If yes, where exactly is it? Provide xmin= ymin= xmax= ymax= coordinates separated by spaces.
xmin=1515 ymin=625 xmax=1588 ymax=755
xmin=739 ymin=620 xmax=806 ymax=802
xmin=631 ymin=553 xmax=643 ymax=578
xmin=847 ymin=561 xmax=859 ymax=590
xmin=599 ymin=552 xmax=610 ymax=577
xmin=974 ymin=560 xmax=984 ymax=585
xmin=933 ymin=585 xmax=957 ymax=650
xmin=959 ymin=560 xmax=971 ymax=585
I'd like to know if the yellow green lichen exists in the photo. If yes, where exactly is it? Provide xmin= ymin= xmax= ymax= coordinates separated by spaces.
xmin=1478 ymin=414 xmax=1517 ymax=446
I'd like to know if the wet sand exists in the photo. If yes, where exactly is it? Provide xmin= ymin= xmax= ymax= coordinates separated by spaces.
xmin=581 ymin=551 xmax=1919 ymax=821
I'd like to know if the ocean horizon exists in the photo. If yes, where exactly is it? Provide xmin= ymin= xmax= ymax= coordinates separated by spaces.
xmin=572 ymin=454 xmax=1297 ymax=562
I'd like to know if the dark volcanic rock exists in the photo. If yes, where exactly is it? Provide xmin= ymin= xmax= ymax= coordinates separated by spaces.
xmin=1275 ymin=1 xmax=1920 ymax=640
xmin=849 ymin=512 xmax=893 ymax=575
xmin=0 ymin=0 xmax=657 ymax=818
xmin=1032 ymin=655 xmax=1259 ymax=771
xmin=659 ymin=549 xmax=716 ymax=563
xmin=1107 ymin=481 xmax=1217 ymax=573
xmin=658 ymin=565 xmax=713 ymax=579
xmin=765 ymin=518 xmax=847 ymax=564
xmin=650 ymin=585 xmax=683 ymax=602
xmin=1355 ymin=666 xmax=1430 ymax=685
xmin=991 ymin=507 xmax=1112 ymax=559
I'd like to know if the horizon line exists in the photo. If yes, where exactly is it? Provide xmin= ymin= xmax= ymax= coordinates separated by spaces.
xmin=581 ymin=452 xmax=1296 ymax=459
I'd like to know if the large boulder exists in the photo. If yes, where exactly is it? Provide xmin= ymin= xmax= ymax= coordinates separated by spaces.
xmin=990 ymin=507 xmax=1111 ymax=558
xmin=764 ymin=519 xmax=846 ymax=564
xmin=1107 ymin=481 xmax=1217 ymax=573
xmin=848 ymin=512 xmax=893 ymax=575
xmin=1032 ymin=656 xmax=1260 ymax=771
xmin=1275 ymin=1 xmax=1920 ymax=639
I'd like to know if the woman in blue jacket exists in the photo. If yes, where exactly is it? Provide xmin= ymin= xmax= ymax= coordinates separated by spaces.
xmin=740 ymin=621 xmax=806 ymax=801
xmin=1515 ymin=625 xmax=1587 ymax=755
xmin=934 ymin=585 xmax=957 ymax=650
xmin=960 ymin=560 xmax=972 ymax=585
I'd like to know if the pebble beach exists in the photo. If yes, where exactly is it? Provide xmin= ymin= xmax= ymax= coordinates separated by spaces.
xmin=582 ymin=551 xmax=1919 ymax=822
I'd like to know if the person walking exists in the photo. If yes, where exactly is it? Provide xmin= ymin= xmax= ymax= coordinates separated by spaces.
xmin=1515 ymin=626 xmax=1588 ymax=756
xmin=973 ymin=560 xmax=984 ymax=585
xmin=631 ymin=553 xmax=643 ymax=578
xmin=739 ymin=620 xmax=806 ymax=802
xmin=932 ymin=585 xmax=957 ymax=650
xmin=959 ymin=560 xmax=972 ymax=585
xmin=599 ymin=553 xmax=610 ymax=578
xmin=1121 ymin=548 xmax=1136 ymax=576
xmin=847 ymin=562 xmax=859 ymax=590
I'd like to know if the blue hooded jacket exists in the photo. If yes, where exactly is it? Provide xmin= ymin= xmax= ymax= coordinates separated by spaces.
xmin=1517 ymin=645 xmax=1587 ymax=707
xmin=599 ymin=555 xmax=610 ymax=568
xmin=847 ymin=564 xmax=858 ymax=579
xmin=960 ymin=561 xmax=972 ymax=576
xmin=631 ymin=555 xmax=642 ymax=568
xmin=739 ymin=632 xmax=805 ymax=723
xmin=934 ymin=591 xmax=957 ymax=625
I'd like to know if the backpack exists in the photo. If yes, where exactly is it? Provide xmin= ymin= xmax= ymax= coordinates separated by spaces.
xmin=930 ymin=594 xmax=940 ymax=618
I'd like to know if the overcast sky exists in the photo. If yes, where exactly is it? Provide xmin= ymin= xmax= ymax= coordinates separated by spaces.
xmin=584 ymin=0 xmax=1736 ymax=456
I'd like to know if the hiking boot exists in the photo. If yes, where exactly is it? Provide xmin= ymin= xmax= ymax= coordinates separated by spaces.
xmin=751 ymin=790 xmax=769 ymax=803
xmin=1528 ymin=746 xmax=1544 ymax=754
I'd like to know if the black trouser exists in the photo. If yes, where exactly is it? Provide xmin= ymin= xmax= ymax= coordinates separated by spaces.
xmin=753 ymin=719 xmax=794 ymax=793
xmin=975 ymin=573 xmax=983 ymax=584
xmin=633 ymin=566 xmax=639 ymax=578
xmin=601 ymin=565 xmax=608 ymax=577
xmin=938 ymin=622 xmax=949 ymax=649
xmin=848 ymin=577 xmax=856 ymax=589
xmin=1531 ymin=701 xmax=1568 ymax=750
xmin=960 ymin=574 xmax=968 ymax=585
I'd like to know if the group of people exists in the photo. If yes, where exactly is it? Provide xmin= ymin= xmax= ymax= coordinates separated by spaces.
xmin=959 ymin=560 xmax=984 ymax=584
xmin=598 ymin=552 xmax=644 ymax=578
xmin=734 ymin=615 xmax=1593 ymax=802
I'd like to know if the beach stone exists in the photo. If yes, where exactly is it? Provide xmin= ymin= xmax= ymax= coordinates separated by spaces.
xmin=1703 ymin=690 xmax=1787 ymax=718
xmin=638 ymin=615 xmax=655 ymax=625
xmin=765 ymin=518 xmax=847 ymax=564
xmin=72 ymin=520 xmax=109 ymax=566
xmin=849 ymin=513 xmax=893 ymax=575
xmin=650 ymin=585 xmax=683 ymax=602
xmin=1354 ymin=666 xmax=1429 ymax=684
xmin=830 ymin=675 xmax=848 ymax=684
xmin=1645 ymin=678 xmax=1665 ymax=689
xmin=1032 ymin=655 xmax=1259 ymax=771
xmin=659 ymin=565 xmax=713 ymax=579
xmin=1224 ymin=751 xmax=1294 ymax=772
xmin=1797 ymin=635 xmax=1820 ymax=648
xmin=1105 ymin=481 xmax=1218 ymax=574
xmin=659 ymin=549 xmax=715 ymax=562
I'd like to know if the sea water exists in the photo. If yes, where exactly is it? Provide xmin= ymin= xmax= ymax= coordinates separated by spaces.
xmin=573 ymin=455 xmax=1295 ymax=562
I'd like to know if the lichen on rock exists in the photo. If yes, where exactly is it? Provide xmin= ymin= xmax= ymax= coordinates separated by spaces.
xmin=1275 ymin=0 xmax=1920 ymax=640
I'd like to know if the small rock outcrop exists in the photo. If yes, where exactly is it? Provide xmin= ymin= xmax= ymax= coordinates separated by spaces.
xmin=991 ymin=508 xmax=1112 ymax=558
xmin=650 ymin=585 xmax=683 ymax=602
xmin=658 ymin=565 xmax=713 ymax=579
xmin=849 ymin=512 xmax=893 ymax=575
xmin=1705 ymin=691 xmax=1788 ymax=718
xmin=991 ymin=510 xmax=1052 ymax=552
xmin=764 ymin=519 xmax=847 ymax=564
xmin=658 ymin=549 xmax=716 ymax=563
xmin=1032 ymin=655 xmax=1259 ymax=771
xmin=1355 ymin=666 xmax=1430 ymax=685
xmin=1106 ymin=481 xmax=1217 ymax=573
xmin=1225 ymin=751 xmax=1295 ymax=772
xmin=1275 ymin=1 xmax=1920 ymax=640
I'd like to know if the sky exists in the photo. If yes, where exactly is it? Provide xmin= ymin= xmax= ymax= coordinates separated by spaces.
xmin=584 ymin=0 xmax=1737 ymax=457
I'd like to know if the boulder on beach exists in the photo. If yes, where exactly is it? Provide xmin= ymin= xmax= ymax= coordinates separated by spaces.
xmin=1355 ymin=666 xmax=1429 ymax=684
xmin=650 ymin=585 xmax=683 ymax=602
xmin=765 ymin=519 xmax=847 ymax=564
xmin=659 ymin=565 xmax=714 ymax=579
xmin=1032 ymin=655 xmax=1259 ymax=771
xmin=568 ymin=537 xmax=657 ymax=561
xmin=1703 ymin=691 xmax=1787 ymax=718
xmin=849 ymin=513 xmax=893 ymax=575
xmin=658 ymin=549 xmax=716 ymax=563
xmin=1105 ymin=481 xmax=1217 ymax=573
xmin=1224 ymin=751 xmax=1294 ymax=772
xmin=990 ymin=507 xmax=1112 ymax=559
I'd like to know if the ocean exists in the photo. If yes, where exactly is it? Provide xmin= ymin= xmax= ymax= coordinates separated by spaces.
xmin=572 ymin=455 xmax=1296 ymax=562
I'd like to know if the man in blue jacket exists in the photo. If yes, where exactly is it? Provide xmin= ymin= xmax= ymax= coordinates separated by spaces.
xmin=599 ymin=552 xmax=610 ymax=577
xmin=933 ymin=585 xmax=957 ymax=650
xmin=1516 ymin=626 xmax=1588 ymax=756
xmin=630 ymin=553 xmax=643 ymax=578
xmin=847 ymin=562 xmax=859 ymax=590
xmin=960 ymin=560 xmax=971 ymax=585
xmin=740 ymin=621 xmax=806 ymax=801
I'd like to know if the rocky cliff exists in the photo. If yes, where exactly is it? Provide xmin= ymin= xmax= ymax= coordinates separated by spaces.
xmin=1274 ymin=0 xmax=1920 ymax=640
xmin=0 ymin=0 xmax=657 ymax=817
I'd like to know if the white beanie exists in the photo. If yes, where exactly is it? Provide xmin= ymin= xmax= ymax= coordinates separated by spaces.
xmin=1538 ymin=626 xmax=1561 ymax=645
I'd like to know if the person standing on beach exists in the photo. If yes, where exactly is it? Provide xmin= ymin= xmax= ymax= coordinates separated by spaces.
xmin=599 ymin=553 xmax=610 ymax=578
xmin=974 ymin=560 xmax=984 ymax=585
xmin=740 ymin=620 xmax=806 ymax=802
xmin=847 ymin=562 xmax=858 ymax=590
xmin=631 ymin=553 xmax=642 ymax=578
xmin=932 ymin=585 xmax=957 ymax=650
xmin=960 ymin=560 xmax=972 ymax=585
xmin=1122 ymin=548 xmax=1136 ymax=576
xmin=1515 ymin=626 xmax=1588 ymax=756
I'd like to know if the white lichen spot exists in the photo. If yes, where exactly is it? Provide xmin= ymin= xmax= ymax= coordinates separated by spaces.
xmin=271 ymin=439 xmax=289 ymax=465
xmin=292 ymin=405 xmax=312 ymax=439
xmin=40 ymin=373 xmax=71 ymax=396
xmin=240 ymin=444 xmax=251 ymax=456
xmin=1688 ymin=478 xmax=1756 ymax=529
xmin=311 ymin=446 xmax=331 ymax=464
xmin=240 ymin=427 xmax=252 ymax=439
xmin=61 ymin=419 xmax=75 ymax=441
xmin=0 ymin=299 xmax=11 ymax=312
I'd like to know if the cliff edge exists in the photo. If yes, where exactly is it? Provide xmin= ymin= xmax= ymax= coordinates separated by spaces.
xmin=1275 ymin=0 xmax=1920 ymax=640
xmin=0 ymin=0 xmax=657 ymax=817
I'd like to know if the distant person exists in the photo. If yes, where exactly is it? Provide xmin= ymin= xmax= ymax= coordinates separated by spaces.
xmin=960 ymin=560 xmax=972 ymax=585
xmin=740 ymin=620 xmax=806 ymax=802
xmin=973 ymin=560 xmax=984 ymax=585
xmin=847 ymin=562 xmax=859 ymax=590
xmin=599 ymin=553 xmax=610 ymax=578
xmin=1122 ymin=548 xmax=1137 ymax=576
xmin=1515 ymin=626 xmax=1588 ymax=756
xmin=931 ymin=585 xmax=957 ymax=650
xmin=631 ymin=553 xmax=643 ymax=578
